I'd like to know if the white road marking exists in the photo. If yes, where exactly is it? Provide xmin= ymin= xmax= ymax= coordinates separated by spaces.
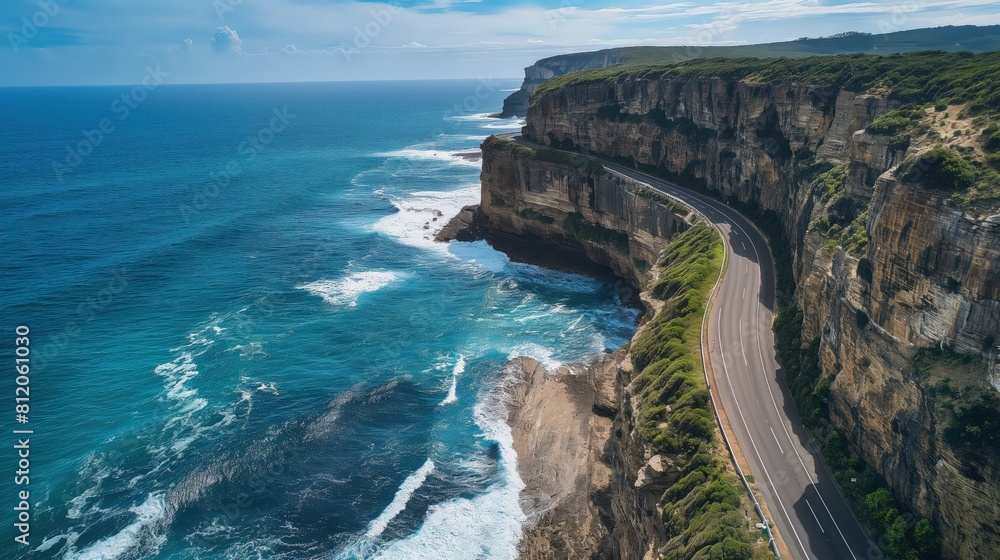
xmin=770 ymin=426 xmax=785 ymax=454
xmin=740 ymin=321 xmax=749 ymax=366
xmin=806 ymin=499 xmax=825 ymax=534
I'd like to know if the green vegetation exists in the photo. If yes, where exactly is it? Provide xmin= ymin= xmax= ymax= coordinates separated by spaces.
xmin=530 ymin=26 xmax=1000 ymax=83
xmin=896 ymin=147 xmax=1000 ymax=205
xmin=866 ymin=109 xmax=921 ymax=135
xmin=809 ymin=164 xmax=846 ymax=202
xmin=563 ymin=212 xmax=630 ymax=253
xmin=913 ymin=348 xmax=1000 ymax=461
xmin=534 ymin=51 xmax=1000 ymax=112
xmin=899 ymin=147 xmax=979 ymax=190
xmin=810 ymin=194 xmax=869 ymax=257
xmin=627 ymin=226 xmax=769 ymax=560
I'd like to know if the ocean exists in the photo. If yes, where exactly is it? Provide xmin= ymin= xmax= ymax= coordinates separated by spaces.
xmin=0 ymin=80 xmax=638 ymax=559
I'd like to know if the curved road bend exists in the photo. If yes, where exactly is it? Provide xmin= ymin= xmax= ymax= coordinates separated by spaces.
xmin=507 ymin=135 xmax=878 ymax=560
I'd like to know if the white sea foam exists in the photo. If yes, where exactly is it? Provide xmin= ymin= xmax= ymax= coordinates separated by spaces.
xmin=439 ymin=355 xmax=466 ymax=406
xmin=298 ymin=271 xmax=403 ymax=307
xmin=65 ymin=493 xmax=167 ymax=560
xmin=66 ymin=470 xmax=107 ymax=520
xmin=479 ymin=117 xmax=525 ymax=130
xmin=365 ymin=459 xmax=436 ymax=538
xmin=149 ymin=315 xmax=263 ymax=459
xmin=371 ymin=186 xmax=480 ymax=252
xmin=447 ymin=240 xmax=510 ymax=273
xmin=366 ymin=375 xmax=525 ymax=560
xmin=377 ymin=148 xmax=481 ymax=168
xmin=447 ymin=112 xmax=499 ymax=121
xmin=506 ymin=343 xmax=563 ymax=371
xmin=227 ymin=340 xmax=265 ymax=359
xmin=35 ymin=531 xmax=78 ymax=554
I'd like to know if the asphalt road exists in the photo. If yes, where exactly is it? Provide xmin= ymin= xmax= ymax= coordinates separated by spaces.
xmin=508 ymin=135 xmax=879 ymax=560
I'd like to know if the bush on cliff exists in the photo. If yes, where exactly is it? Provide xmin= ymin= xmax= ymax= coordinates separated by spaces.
xmin=866 ymin=111 xmax=916 ymax=135
xmin=899 ymin=147 xmax=979 ymax=191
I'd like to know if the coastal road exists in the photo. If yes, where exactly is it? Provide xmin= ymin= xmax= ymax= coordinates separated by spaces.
xmin=508 ymin=136 xmax=878 ymax=560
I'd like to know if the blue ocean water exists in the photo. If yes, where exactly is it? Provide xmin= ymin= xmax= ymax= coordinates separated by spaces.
xmin=0 ymin=81 xmax=638 ymax=560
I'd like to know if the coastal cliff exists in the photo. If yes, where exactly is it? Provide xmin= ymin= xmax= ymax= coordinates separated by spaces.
xmin=497 ymin=26 xmax=1000 ymax=118
xmin=458 ymin=140 xmax=763 ymax=559
xmin=493 ymin=52 xmax=1000 ymax=559
xmin=499 ymin=51 xmax=624 ymax=118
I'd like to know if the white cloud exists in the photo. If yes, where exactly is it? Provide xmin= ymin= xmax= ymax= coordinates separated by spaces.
xmin=211 ymin=26 xmax=242 ymax=54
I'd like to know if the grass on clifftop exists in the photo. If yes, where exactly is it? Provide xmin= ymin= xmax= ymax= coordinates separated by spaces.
xmin=628 ymin=226 xmax=771 ymax=560
xmin=533 ymin=50 xmax=1000 ymax=112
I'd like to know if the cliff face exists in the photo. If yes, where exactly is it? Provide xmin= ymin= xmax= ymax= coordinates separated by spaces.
xmin=480 ymin=139 xmax=688 ymax=290
xmin=480 ymin=139 xmax=708 ymax=559
xmin=515 ymin=78 xmax=1000 ymax=558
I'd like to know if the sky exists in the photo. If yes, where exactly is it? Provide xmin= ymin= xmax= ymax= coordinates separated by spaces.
xmin=2 ymin=0 xmax=1000 ymax=86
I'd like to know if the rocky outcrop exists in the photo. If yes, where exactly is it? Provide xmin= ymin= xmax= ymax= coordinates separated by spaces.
xmin=479 ymin=139 xmax=688 ymax=290
xmin=509 ymin=75 xmax=1000 ymax=559
xmin=498 ymin=50 xmax=624 ymax=118
xmin=505 ymin=352 xmax=672 ymax=560
xmin=434 ymin=204 xmax=488 ymax=242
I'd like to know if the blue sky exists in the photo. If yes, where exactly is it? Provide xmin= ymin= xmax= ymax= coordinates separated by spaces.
xmin=3 ymin=0 xmax=1000 ymax=86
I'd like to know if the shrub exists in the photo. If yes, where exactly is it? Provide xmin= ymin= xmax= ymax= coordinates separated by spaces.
xmin=987 ymin=153 xmax=1000 ymax=170
xmin=985 ymin=131 xmax=1000 ymax=151
xmin=944 ymin=393 xmax=1000 ymax=454
xmin=899 ymin=148 xmax=979 ymax=191
xmin=867 ymin=112 xmax=913 ymax=135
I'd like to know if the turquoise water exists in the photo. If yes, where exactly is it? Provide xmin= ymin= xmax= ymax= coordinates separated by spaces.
xmin=0 ymin=81 xmax=638 ymax=559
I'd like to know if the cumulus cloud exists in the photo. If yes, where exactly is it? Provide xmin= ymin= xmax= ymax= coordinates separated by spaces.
xmin=402 ymin=41 xmax=426 ymax=48
xmin=211 ymin=26 xmax=242 ymax=53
